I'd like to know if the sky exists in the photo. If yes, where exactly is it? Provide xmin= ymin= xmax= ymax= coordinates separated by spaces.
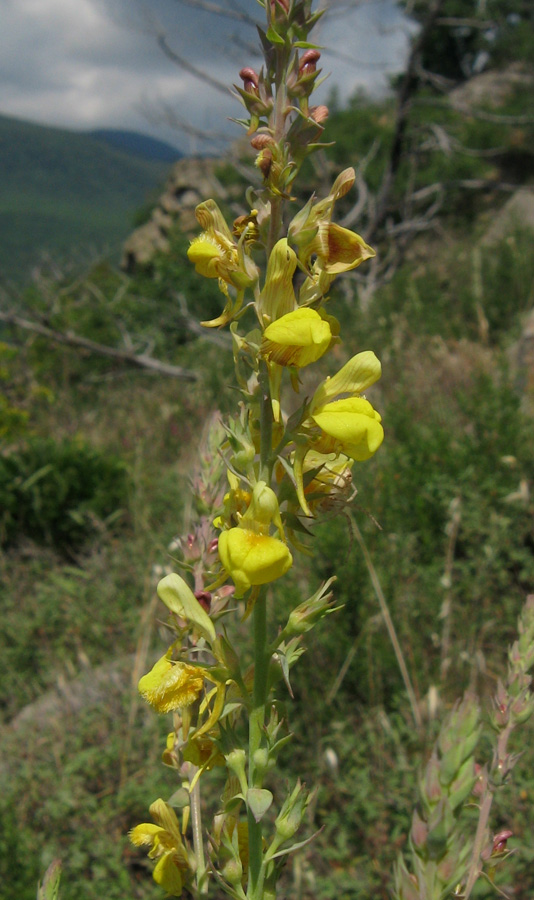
xmin=1 ymin=0 xmax=414 ymax=155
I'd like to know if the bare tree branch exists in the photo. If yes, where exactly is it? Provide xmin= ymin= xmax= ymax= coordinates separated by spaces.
xmin=0 ymin=312 xmax=199 ymax=382
xmin=157 ymin=32 xmax=231 ymax=96
xmin=175 ymin=293 xmax=233 ymax=348
xmin=417 ymin=97 xmax=534 ymax=125
xmin=170 ymin=0 xmax=259 ymax=27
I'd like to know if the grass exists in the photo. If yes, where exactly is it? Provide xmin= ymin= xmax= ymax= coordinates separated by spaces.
xmin=1 ymin=127 xmax=534 ymax=898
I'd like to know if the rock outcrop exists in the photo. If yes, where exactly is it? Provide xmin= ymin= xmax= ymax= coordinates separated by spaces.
xmin=121 ymin=156 xmax=227 ymax=272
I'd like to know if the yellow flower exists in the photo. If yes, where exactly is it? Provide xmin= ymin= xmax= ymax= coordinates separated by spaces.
xmin=307 ymin=350 xmax=384 ymax=463
xmin=217 ymin=482 xmax=292 ymax=595
xmin=218 ymin=528 xmax=293 ymax=597
xmin=309 ymin=221 xmax=375 ymax=274
xmin=289 ymin=168 xmax=375 ymax=303
xmin=302 ymin=450 xmax=353 ymax=497
xmin=130 ymin=799 xmax=192 ymax=897
xmin=138 ymin=652 xmax=206 ymax=713
xmin=311 ymin=397 xmax=384 ymax=461
xmin=261 ymin=308 xmax=333 ymax=367
xmin=187 ymin=199 xmax=257 ymax=290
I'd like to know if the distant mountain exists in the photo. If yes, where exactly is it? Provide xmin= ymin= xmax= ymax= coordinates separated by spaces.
xmin=0 ymin=113 xmax=174 ymax=283
xmin=90 ymin=129 xmax=182 ymax=163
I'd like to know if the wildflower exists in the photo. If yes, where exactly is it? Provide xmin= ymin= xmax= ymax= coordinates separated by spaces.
xmin=289 ymin=168 xmax=375 ymax=302
xmin=187 ymin=199 xmax=257 ymax=291
xmin=306 ymin=350 xmax=383 ymax=462
xmin=218 ymin=528 xmax=293 ymax=597
xmin=309 ymin=221 xmax=375 ymax=274
xmin=311 ymin=397 xmax=383 ymax=461
xmin=310 ymin=349 xmax=382 ymax=410
xmin=261 ymin=308 xmax=333 ymax=367
xmin=218 ymin=481 xmax=292 ymax=596
xmin=130 ymin=799 xmax=192 ymax=896
xmin=138 ymin=651 xmax=206 ymax=713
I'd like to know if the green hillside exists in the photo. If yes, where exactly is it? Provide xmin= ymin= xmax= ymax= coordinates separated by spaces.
xmin=0 ymin=114 xmax=173 ymax=283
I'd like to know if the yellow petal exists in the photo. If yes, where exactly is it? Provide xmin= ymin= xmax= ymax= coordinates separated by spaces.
xmin=258 ymin=239 xmax=297 ymax=324
xmin=218 ymin=529 xmax=293 ymax=597
xmin=311 ymin=397 xmax=384 ymax=461
xmin=129 ymin=824 xmax=166 ymax=848
xmin=138 ymin=655 xmax=206 ymax=713
xmin=187 ymin=235 xmax=224 ymax=278
xmin=311 ymin=351 xmax=381 ymax=410
xmin=261 ymin=308 xmax=332 ymax=367
xmin=195 ymin=199 xmax=233 ymax=242
xmin=312 ymin=222 xmax=375 ymax=274
xmin=152 ymin=851 xmax=184 ymax=896
xmin=149 ymin=799 xmax=184 ymax=848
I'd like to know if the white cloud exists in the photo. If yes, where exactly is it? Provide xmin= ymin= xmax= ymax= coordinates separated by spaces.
xmin=0 ymin=0 xmax=412 ymax=152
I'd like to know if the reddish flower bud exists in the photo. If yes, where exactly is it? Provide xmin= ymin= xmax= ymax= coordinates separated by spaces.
xmin=194 ymin=590 xmax=212 ymax=612
xmin=492 ymin=829 xmax=513 ymax=854
xmin=239 ymin=67 xmax=259 ymax=95
xmin=310 ymin=105 xmax=329 ymax=125
xmin=250 ymin=134 xmax=275 ymax=150
xmin=299 ymin=49 xmax=321 ymax=75
xmin=256 ymin=147 xmax=273 ymax=179
xmin=270 ymin=0 xmax=289 ymax=19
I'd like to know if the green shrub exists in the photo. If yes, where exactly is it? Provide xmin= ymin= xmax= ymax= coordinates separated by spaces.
xmin=0 ymin=438 xmax=128 ymax=550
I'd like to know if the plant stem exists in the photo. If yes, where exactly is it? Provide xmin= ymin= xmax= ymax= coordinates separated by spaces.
xmin=247 ymin=587 xmax=270 ymax=900
xmin=259 ymin=360 xmax=273 ymax=482
xmin=190 ymin=771 xmax=208 ymax=896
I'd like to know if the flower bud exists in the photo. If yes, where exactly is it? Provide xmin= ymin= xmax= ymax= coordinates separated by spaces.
xmin=274 ymin=781 xmax=308 ymax=841
xmin=250 ymin=134 xmax=275 ymax=151
xmin=256 ymin=148 xmax=273 ymax=179
xmin=195 ymin=590 xmax=212 ymax=612
xmin=239 ymin=67 xmax=259 ymax=94
xmin=310 ymin=104 xmax=329 ymax=124
xmin=299 ymin=49 xmax=321 ymax=75
xmin=492 ymin=829 xmax=513 ymax=854
xmin=221 ymin=857 xmax=243 ymax=885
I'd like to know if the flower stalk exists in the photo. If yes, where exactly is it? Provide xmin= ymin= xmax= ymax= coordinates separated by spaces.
xmin=129 ymin=2 xmax=384 ymax=898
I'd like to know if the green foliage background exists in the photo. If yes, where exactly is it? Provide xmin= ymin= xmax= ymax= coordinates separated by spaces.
xmin=2 ymin=46 xmax=534 ymax=899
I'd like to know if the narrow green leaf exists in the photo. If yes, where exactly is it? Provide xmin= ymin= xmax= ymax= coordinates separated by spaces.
xmin=265 ymin=25 xmax=285 ymax=44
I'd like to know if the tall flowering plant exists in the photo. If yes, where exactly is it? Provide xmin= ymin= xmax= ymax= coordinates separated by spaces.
xmin=130 ymin=2 xmax=382 ymax=898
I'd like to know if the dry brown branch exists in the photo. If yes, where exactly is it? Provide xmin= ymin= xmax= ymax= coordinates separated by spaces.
xmin=170 ymin=0 xmax=259 ymax=27
xmin=157 ymin=32 xmax=231 ymax=96
xmin=175 ymin=293 xmax=233 ymax=349
xmin=0 ymin=311 xmax=198 ymax=382
xmin=416 ymin=96 xmax=534 ymax=125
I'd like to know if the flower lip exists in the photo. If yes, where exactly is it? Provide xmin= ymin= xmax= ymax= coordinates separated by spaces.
xmin=261 ymin=307 xmax=332 ymax=367
xmin=218 ymin=528 xmax=293 ymax=597
xmin=311 ymin=396 xmax=384 ymax=461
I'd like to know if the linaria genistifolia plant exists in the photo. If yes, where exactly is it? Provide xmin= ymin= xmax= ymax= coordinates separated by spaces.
xmin=394 ymin=595 xmax=534 ymax=900
xmin=129 ymin=1 xmax=382 ymax=898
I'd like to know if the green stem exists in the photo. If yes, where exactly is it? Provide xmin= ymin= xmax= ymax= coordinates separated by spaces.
xmin=190 ymin=772 xmax=208 ymax=896
xmin=247 ymin=588 xmax=270 ymax=900
xmin=259 ymin=360 xmax=273 ymax=483
xmin=266 ymin=42 xmax=290 ymax=256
